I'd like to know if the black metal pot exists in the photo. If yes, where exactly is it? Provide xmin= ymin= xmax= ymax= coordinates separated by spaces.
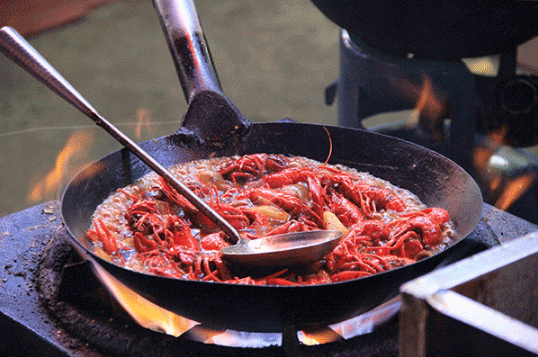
xmin=61 ymin=0 xmax=483 ymax=332
xmin=310 ymin=0 xmax=538 ymax=60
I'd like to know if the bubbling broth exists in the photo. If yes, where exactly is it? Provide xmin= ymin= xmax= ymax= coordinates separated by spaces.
xmin=86 ymin=154 xmax=453 ymax=285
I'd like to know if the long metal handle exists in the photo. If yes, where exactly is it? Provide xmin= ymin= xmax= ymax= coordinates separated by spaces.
xmin=0 ymin=27 xmax=100 ymax=119
xmin=0 ymin=26 xmax=242 ymax=243
xmin=153 ymin=0 xmax=222 ymax=102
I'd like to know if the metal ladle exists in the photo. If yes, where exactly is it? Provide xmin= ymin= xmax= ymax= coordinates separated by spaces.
xmin=0 ymin=26 xmax=343 ymax=269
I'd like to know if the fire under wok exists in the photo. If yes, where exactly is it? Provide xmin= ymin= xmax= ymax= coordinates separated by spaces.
xmin=57 ymin=0 xmax=482 ymax=332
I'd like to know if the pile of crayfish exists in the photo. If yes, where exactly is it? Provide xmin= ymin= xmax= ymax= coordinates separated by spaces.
xmin=86 ymin=153 xmax=452 ymax=285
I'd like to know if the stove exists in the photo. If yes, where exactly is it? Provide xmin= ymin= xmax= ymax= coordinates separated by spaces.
xmin=325 ymin=29 xmax=538 ymax=225
xmin=0 ymin=201 xmax=535 ymax=356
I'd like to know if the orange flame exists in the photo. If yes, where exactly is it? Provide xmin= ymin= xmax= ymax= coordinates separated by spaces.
xmin=485 ymin=124 xmax=509 ymax=146
xmin=414 ymin=77 xmax=435 ymax=118
xmin=134 ymin=107 xmax=153 ymax=139
xmin=89 ymin=251 xmax=389 ymax=344
xmin=414 ymin=77 xmax=446 ymax=141
xmin=494 ymin=173 xmax=537 ymax=211
xmin=90 ymin=257 xmax=400 ymax=345
xmin=27 ymin=131 xmax=95 ymax=202
xmin=473 ymin=145 xmax=493 ymax=172
xmin=474 ymin=142 xmax=537 ymax=212
xmin=90 ymin=260 xmax=198 ymax=336
xmin=390 ymin=76 xmax=445 ymax=129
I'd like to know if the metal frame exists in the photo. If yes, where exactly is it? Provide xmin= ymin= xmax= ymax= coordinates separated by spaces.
xmin=400 ymin=232 xmax=538 ymax=357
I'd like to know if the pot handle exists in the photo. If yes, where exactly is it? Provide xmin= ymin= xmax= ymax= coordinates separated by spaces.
xmin=153 ymin=0 xmax=250 ymax=142
xmin=153 ymin=0 xmax=222 ymax=103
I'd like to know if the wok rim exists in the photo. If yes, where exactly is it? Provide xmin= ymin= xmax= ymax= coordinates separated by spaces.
xmin=61 ymin=122 xmax=483 ymax=289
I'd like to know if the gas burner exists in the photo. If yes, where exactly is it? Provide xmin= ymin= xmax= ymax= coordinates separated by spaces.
xmin=0 ymin=202 xmax=403 ymax=356
xmin=0 ymin=202 xmax=536 ymax=356
xmin=36 ymin=227 xmax=403 ymax=354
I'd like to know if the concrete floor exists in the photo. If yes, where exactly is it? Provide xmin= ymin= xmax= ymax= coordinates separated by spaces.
xmin=0 ymin=0 xmax=340 ymax=217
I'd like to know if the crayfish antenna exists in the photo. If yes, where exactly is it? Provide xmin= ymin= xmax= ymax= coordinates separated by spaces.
xmin=322 ymin=126 xmax=332 ymax=166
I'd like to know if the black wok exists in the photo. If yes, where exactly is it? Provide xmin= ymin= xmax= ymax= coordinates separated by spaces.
xmin=59 ymin=0 xmax=482 ymax=332
xmin=310 ymin=0 xmax=538 ymax=60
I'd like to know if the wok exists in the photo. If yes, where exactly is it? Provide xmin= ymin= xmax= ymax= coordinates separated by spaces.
xmin=310 ymin=0 xmax=538 ymax=60
xmin=59 ymin=0 xmax=482 ymax=332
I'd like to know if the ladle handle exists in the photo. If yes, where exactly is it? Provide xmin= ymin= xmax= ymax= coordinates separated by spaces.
xmin=153 ymin=0 xmax=222 ymax=102
xmin=0 ymin=27 xmax=100 ymax=121
xmin=0 ymin=26 xmax=243 ymax=243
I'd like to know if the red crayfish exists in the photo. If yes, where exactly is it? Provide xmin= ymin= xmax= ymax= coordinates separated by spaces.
xmin=86 ymin=153 xmax=452 ymax=286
